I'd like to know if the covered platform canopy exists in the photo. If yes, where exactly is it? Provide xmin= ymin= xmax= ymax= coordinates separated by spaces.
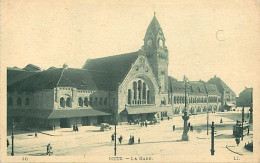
xmin=120 ymin=106 xmax=169 ymax=115
xmin=7 ymin=108 xmax=111 ymax=119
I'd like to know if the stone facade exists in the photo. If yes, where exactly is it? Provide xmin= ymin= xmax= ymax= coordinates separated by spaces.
xmin=7 ymin=15 xmax=235 ymax=129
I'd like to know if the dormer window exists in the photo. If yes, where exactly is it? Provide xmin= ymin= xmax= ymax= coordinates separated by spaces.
xmin=159 ymin=39 xmax=163 ymax=47
xmin=81 ymin=81 xmax=87 ymax=87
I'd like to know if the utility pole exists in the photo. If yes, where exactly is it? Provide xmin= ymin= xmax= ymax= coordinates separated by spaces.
xmin=114 ymin=117 xmax=117 ymax=156
xmin=182 ymin=75 xmax=189 ymax=141
xmin=11 ymin=120 xmax=14 ymax=156
xmin=249 ymin=89 xmax=253 ymax=123
xmin=241 ymin=106 xmax=244 ymax=140
xmin=211 ymin=121 xmax=215 ymax=155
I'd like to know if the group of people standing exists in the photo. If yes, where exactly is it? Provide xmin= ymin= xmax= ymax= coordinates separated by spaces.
xmin=111 ymin=134 xmax=140 ymax=145
xmin=172 ymin=122 xmax=193 ymax=132
xmin=140 ymin=121 xmax=148 ymax=127
xmin=128 ymin=135 xmax=141 ymax=145
xmin=111 ymin=134 xmax=123 ymax=144
xmin=73 ymin=125 xmax=79 ymax=132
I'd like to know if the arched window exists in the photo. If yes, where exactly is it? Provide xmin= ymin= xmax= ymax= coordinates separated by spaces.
xmin=99 ymin=98 xmax=103 ymax=105
xmin=78 ymin=98 xmax=83 ymax=107
xmin=25 ymin=98 xmax=30 ymax=105
xmin=174 ymin=97 xmax=176 ymax=104
xmin=60 ymin=97 xmax=65 ymax=108
xmin=66 ymin=97 xmax=71 ymax=107
xmin=133 ymin=82 xmax=137 ymax=102
xmin=112 ymin=98 xmax=115 ymax=106
xmin=17 ymin=98 xmax=22 ymax=106
xmin=8 ymin=97 xmax=13 ymax=106
xmin=95 ymin=97 xmax=98 ymax=106
xmin=142 ymin=83 xmax=146 ymax=100
xmin=128 ymin=89 xmax=132 ymax=104
xmin=147 ymin=90 xmax=150 ymax=104
xmin=177 ymin=97 xmax=179 ymax=104
xmin=138 ymin=80 xmax=142 ymax=100
xmin=84 ymin=98 xmax=88 ymax=107
xmin=89 ymin=97 xmax=93 ymax=106
xmin=104 ymin=98 xmax=107 ymax=106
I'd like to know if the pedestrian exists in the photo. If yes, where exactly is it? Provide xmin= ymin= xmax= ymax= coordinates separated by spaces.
xmin=35 ymin=131 xmax=38 ymax=138
xmin=132 ymin=136 xmax=135 ymax=144
xmin=190 ymin=125 xmax=193 ymax=132
xmin=46 ymin=144 xmax=49 ymax=155
xmin=247 ymin=127 xmax=250 ymax=135
xmin=188 ymin=122 xmax=191 ymax=130
xmin=111 ymin=134 xmax=114 ymax=142
xmin=235 ymin=137 xmax=240 ymax=146
xmin=220 ymin=118 xmax=223 ymax=123
xmin=145 ymin=121 xmax=147 ymax=127
xmin=7 ymin=139 xmax=10 ymax=147
xmin=73 ymin=125 xmax=75 ymax=132
xmin=138 ymin=138 xmax=140 ymax=144
xmin=168 ymin=116 xmax=170 ymax=121
xmin=128 ymin=136 xmax=132 ymax=145
xmin=172 ymin=125 xmax=175 ymax=131
xmin=76 ymin=125 xmax=79 ymax=132
xmin=46 ymin=143 xmax=52 ymax=156
xmin=53 ymin=125 xmax=56 ymax=131
xmin=118 ymin=135 xmax=123 ymax=144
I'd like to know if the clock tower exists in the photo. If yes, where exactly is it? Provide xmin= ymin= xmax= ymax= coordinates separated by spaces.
xmin=143 ymin=13 xmax=169 ymax=93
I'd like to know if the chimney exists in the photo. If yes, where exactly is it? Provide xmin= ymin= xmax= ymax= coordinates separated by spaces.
xmin=63 ymin=63 xmax=68 ymax=69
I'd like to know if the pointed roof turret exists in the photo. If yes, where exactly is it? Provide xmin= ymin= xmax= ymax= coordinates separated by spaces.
xmin=145 ymin=13 xmax=162 ymax=38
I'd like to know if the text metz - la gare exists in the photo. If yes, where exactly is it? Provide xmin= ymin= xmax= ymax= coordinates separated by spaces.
xmin=109 ymin=157 xmax=153 ymax=161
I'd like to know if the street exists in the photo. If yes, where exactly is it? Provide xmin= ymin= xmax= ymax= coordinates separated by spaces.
xmin=7 ymin=111 xmax=253 ymax=162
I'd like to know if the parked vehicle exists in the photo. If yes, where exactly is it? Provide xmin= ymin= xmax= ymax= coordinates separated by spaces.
xmin=100 ymin=123 xmax=111 ymax=131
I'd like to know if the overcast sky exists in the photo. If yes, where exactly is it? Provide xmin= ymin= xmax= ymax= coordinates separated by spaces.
xmin=2 ymin=0 xmax=260 ymax=94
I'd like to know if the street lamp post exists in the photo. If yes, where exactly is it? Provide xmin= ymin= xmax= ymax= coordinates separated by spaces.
xmin=207 ymin=95 xmax=209 ymax=135
xmin=182 ymin=75 xmax=189 ymax=141
xmin=211 ymin=121 xmax=215 ymax=155
xmin=114 ymin=116 xmax=117 ymax=156
xmin=11 ymin=120 xmax=15 ymax=156
xmin=241 ymin=106 xmax=244 ymax=140
xmin=249 ymin=89 xmax=253 ymax=123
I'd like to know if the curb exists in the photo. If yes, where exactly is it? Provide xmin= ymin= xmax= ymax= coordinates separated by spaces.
xmin=226 ymin=145 xmax=243 ymax=155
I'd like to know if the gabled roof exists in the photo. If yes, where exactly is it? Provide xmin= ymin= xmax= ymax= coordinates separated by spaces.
xmin=204 ymin=83 xmax=220 ymax=95
xmin=237 ymin=87 xmax=253 ymax=107
xmin=168 ymin=80 xmax=185 ymax=93
xmin=208 ymin=76 xmax=235 ymax=95
xmin=168 ymin=77 xmax=220 ymax=96
xmin=8 ymin=68 xmax=63 ymax=91
xmin=7 ymin=68 xmax=116 ymax=92
xmin=83 ymin=51 xmax=139 ymax=87
xmin=7 ymin=68 xmax=39 ymax=86
xmin=188 ymin=82 xmax=207 ymax=95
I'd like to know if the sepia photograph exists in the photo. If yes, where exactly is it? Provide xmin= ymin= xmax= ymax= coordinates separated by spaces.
xmin=1 ymin=0 xmax=259 ymax=162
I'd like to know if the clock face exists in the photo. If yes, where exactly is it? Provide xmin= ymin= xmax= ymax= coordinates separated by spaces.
xmin=147 ymin=39 xmax=152 ymax=46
